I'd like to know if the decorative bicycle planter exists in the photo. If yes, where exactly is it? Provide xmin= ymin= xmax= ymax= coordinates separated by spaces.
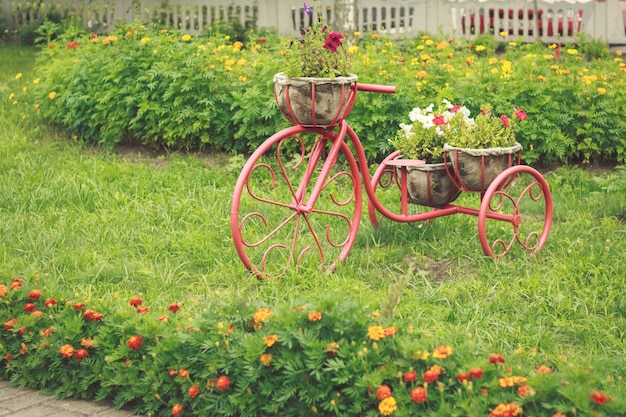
xmin=231 ymin=78 xmax=553 ymax=279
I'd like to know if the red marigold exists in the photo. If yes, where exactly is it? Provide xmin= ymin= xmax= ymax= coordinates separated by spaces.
xmin=590 ymin=391 xmax=610 ymax=405
xmin=216 ymin=375 xmax=230 ymax=390
xmin=383 ymin=326 xmax=398 ymax=337
xmin=403 ymin=370 xmax=418 ymax=383
xmin=376 ymin=384 xmax=392 ymax=400
xmin=60 ymin=344 xmax=75 ymax=358
xmin=5 ymin=353 xmax=14 ymax=362
xmin=129 ymin=297 xmax=142 ymax=307
xmin=188 ymin=385 xmax=200 ymax=398
xmin=83 ymin=309 xmax=103 ymax=321
xmin=75 ymin=348 xmax=89 ymax=360
xmin=73 ymin=302 xmax=85 ymax=310
xmin=28 ymin=289 xmax=42 ymax=300
xmin=410 ymin=386 xmax=427 ymax=403
xmin=172 ymin=403 xmax=183 ymax=417
xmin=10 ymin=278 xmax=22 ymax=290
xmin=127 ymin=335 xmax=143 ymax=350
xmin=168 ymin=303 xmax=180 ymax=312
xmin=136 ymin=306 xmax=149 ymax=314
xmin=44 ymin=298 xmax=57 ymax=308
xmin=423 ymin=365 xmax=443 ymax=383
xmin=469 ymin=367 xmax=484 ymax=379
xmin=41 ymin=327 xmax=53 ymax=338
xmin=168 ymin=368 xmax=177 ymax=377
xmin=24 ymin=303 xmax=37 ymax=312
xmin=4 ymin=318 xmax=17 ymax=330
xmin=31 ymin=310 xmax=44 ymax=320
xmin=456 ymin=372 xmax=471 ymax=382
xmin=489 ymin=354 xmax=506 ymax=365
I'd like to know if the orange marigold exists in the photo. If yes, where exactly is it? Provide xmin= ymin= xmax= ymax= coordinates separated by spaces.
xmin=308 ymin=311 xmax=322 ymax=321
xmin=535 ymin=365 xmax=552 ymax=375
xmin=127 ymin=335 xmax=143 ymax=350
xmin=263 ymin=334 xmax=278 ymax=347
xmin=216 ymin=375 xmax=230 ymax=390
xmin=253 ymin=308 xmax=272 ymax=323
xmin=367 ymin=325 xmax=385 ymax=341
xmin=590 ymin=391 xmax=611 ymax=405
xmin=28 ymin=289 xmax=42 ymax=300
xmin=423 ymin=365 xmax=443 ymax=383
xmin=60 ymin=344 xmax=75 ymax=358
xmin=376 ymin=384 xmax=392 ymax=400
xmin=75 ymin=348 xmax=89 ymax=360
xmin=188 ymin=385 xmax=200 ymax=398
xmin=489 ymin=402 xmax=522 ymax=417
xmin=383 ymin=326 xmax=398 ymax=337
xmin=172 ymin=403 xmax=183 ymax=417
xmin=259 ymin=353 xmax=272 ymax=367
xmin=432 ymin=345 xmax=453 ymax=359
xmin=410 ymin=386 xmax=427 ymax=403
xmin=0 ymin=284 xmax=7 ymax=297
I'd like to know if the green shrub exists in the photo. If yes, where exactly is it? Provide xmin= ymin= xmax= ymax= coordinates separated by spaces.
xmin=1 ymin=275 xmax=624 ymax=416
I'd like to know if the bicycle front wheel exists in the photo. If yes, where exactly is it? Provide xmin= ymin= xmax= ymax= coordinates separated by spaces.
xmin=231 ymin=127 xmax=362 ymax=279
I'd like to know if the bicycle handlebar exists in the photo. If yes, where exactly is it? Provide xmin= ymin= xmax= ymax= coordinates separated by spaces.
xmin=356 ymin=83 xmax=396 ymax=94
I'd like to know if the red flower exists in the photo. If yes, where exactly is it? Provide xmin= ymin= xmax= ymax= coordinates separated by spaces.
xmin=75 ymin=349 xmax=89 ymax=360
xmin=257 ymin=37 xmax=266 ymax=43
xmin=423 ymin=365 xmax=443 ymax=383
xmin=172 ymin=403 xmax=183 ymax=417
xmin=469 ymin=367 xmax=484 ymax=379
xmin=376 ymin=384 xmax=392 ymax=400
xmin=41 ymin=327 xmax=53 ymax=337
xmin=590 ymin=391 xmax=610 ymax=405
xmin=83 ymin=309 xmax=104 ymax=321
xmin=403 ymin=370 xmax=418 ymax=383
xmin=31 ymin=311 xmax=44 ymax=320
xmin=10 ymin=278 xmax=22 ymax=290
xmin=44 ymin=298 xmax=57 ymax=308
xmin=383 ymin=326 xmax=398 ymax=337
xmin=5 ymin=353 xmax=14 ymax=362
xmin=188 ymin=385 xmax=200 ymax=398
xmin=129 ymin=297 xmax=142 ymax=307
xmin=127 ymin=335 xmax=143 ymax=350
xmin=24 ymin=303 xmax=37 ymax=312
xmin=66 ymin=41 xmax=81 ymax=49
xmin=216 ymin=375 xmax=230 ymax=390
xmin=73 ymin=302 xmax=85 ymax=310
xmin=168 ymin=303 xmax=180 ymax=312
xmin=489 ymin=354 xmax=505 ymax=365
xmin=29 ymin=289 xmax=42 ymax=299
xmin=136 ymin=306 xmax=149 ymax=314
xmin=514 ymin=108 xmax=528 ymax=121
xmin=410 ymin=386 xmax=427 ymax=403
xmin=456 ymin=372 xmax=470 ymax=382
xmin=60 ymin=344 xmax=75 ymax=358
xmin=500 ymin=115 xmax=510 ymax=127
xmin=168 ymin=368 xmax=177 ymax=377
xmin=4 ymin=318 xmax=17 ymax=330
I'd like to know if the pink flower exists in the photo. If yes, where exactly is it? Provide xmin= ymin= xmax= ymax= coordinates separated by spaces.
xmin=515 ymin=108 xmax=528 ymax=121
xmin=433 ymin=115 xmax=447 ymax=126
xmin=500 ymin=115 xmax=510 ymax=127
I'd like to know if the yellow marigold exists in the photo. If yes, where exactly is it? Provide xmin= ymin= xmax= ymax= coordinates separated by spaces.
xmin=432 ymin=345 xmax=453 ymax=359
xmin=33 ymin=78 xmax=40 ymax=84
xmin=15 ymin=73 xmax=22 ymax=79
xmin=182 ymin=34 xmax=192 ymax=42
xmin=567 ymin=48 xmax=578 ymax=55
xmin=475 ymin=45 xmax=486 ymax=52
xmin=253 ymin=308 xmax=272 ymax=323
xmin=233 ymin=41 xmax=243 ymax=50
xmin=412 ymin=350 xmax=429 ymax=360
xmin=368 ymin=325 xmax=385 ymax=341
xmin=263 ymin=334 xmax=278 ymax=347
xmin=436 ymin=41 xmax=448 ymax=50
xmin=348 ymin=45 xmax=359 ymax=54
xmin=354 ymin=31 xmax=360 ymax=37
xmin=498 ymin=376 xmax=528 ymax=388
xmin=489 ymin=57 xmax=498 ymax=65
xmin=499 ymin=31 xmax=507 ymax=37
xmin=259 ymin=353 xmax=272 ymax=366
xmin=308 ymin=311 xmax=322 ymax=321
xmin=490 ymin=402 xmax=522 ymax=417
xmin=8 ymin=93 xmax=14 ymax=100
xmin=140 ymin=37 xmax=150 ymax=44
xmin=378 ymin=397 xmax=397 ymax=416
xmin=48 ymin=92 xmax=56 ymax=99
xmin=597 ymin=87 xmax=607 ymax=95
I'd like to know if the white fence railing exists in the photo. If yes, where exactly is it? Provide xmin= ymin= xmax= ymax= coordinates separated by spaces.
xmin=3 ymin=0 xmax=626 ymax=44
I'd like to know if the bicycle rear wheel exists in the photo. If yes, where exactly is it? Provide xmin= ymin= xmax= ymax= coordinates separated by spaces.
xmin=231 ymin=127 xmax=362 ymax=279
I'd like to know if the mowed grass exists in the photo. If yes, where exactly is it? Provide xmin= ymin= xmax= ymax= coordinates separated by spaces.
xmin=1 ymin=44 xmax=624 ymax=377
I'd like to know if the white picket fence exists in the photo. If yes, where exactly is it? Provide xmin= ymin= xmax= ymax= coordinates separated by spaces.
xmin=3 ymin=0 xmax=626 ymax=44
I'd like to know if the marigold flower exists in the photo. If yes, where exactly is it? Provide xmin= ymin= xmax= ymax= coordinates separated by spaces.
xmin=4 ymin=318 xmax=17 ymax=330
xmin=489 ymin=354 xmax=505 ymax=364
xmin=469 ymin=367 xmax=484 ymax=379
xmin=0 ymin=284 xmax=7 ymax=297
xmin=534 ymin=365 xmax=552 ymax=375
xmin=168 ymin=368 xmax=177 ymax=377
xmin=403 ymin=370 xmax=418 ymax=382
xmin=326 ymin=342 xmax=340 ymax=355
xmin=41 ymin=327 xmax=53 ymax=338
xmin=60 ymin=344 xmax=75 ymax=358
xmin=29 ymin=289 xmax=43 ymax=300
xmin=44 ymin=298 xmax=57 ymax=307
xmin=5 ymin=353 xmax=14 ymax=362
xmin=489 ymin=402 xmax=522 ymax=417
xmin=367 ymin=325 xmax=385 ymax=341
xmin=253 ymin=308 xmax=272 ymax=323
xmin=31 ymin=310 xmax=44 ymax=320
xmin=259 ymin=353 xmax=272 ymax=367
xmin=376 ymin=384 xmax=392 ymax=400
xmin=181 ymin=34 xmax=192 ymax=42
xmin=517 ymin=384 xmax=535 ymax=398
xmin=172 ymin=403 xmax=183 ymax=416
xmin=73 ymin=302 xmax=85 ymax=310
xmin=137 ymin=306 xmax=149 ymax=314
xmin=75 ymin=348 xmax=89 ymax=360
xmin=597 ymin=87 xmax=607 ymax=95
xmin=127 ymin=335 xmax=143 ymax=350
xmin=83 ymin=309 xmax=104 ymax=321
xmin=10 ymin=279 xmax=22 ymax=290
xmin=457 ymin=372 xmax=470 ymax=382
xmin=263 ymin=334 xmax=278 ymax=347
xmin=129 ymin=297 xmax=142 ymax=307
xmin=80 ymin=338 xmax=95 ymax=348
xmin=378 ymin=397 xmax=397 ymax=416
xmin=383 ymin=326 xmax=398 ymax=337
xmin=178 ymin=368 xmax=189 ymax=378
xmin=168 ymin=303 xmax=180 ymax=312
xmin=24 ymin=303 xmax=37 ymax=312
xmin=216 ymin=375 xmax=230 ymax=390
xmin=552 ymin=414 xmax=567 ymax=417
xmin=410 ymin=386 xmax=427 ymax=403
xmin=590 ymin=391 xmax=610 ymax=405
xmin=188 ymin=385 xmax=200 ymax=398
xmin=423 ymin=365 xmax=443 ymax=383
xmin=308 ymin=311 xmax=322 ymax=321
xmin=433 ymin=345 xmax=453 ymax=359
xmin=49 ymin=92 xmax=56 ymax=100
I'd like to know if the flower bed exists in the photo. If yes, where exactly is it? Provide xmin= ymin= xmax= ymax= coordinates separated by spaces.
xmin=1 ymin=276 xmax=624 ymax=416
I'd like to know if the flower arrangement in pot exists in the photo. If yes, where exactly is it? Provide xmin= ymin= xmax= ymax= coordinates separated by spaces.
xmin=443 ymin=104 xmax=528 ymax=192
xmin=388 ymin=100 xmax=464 ymax=208
xmin=274 ymin=1 xmax=356 ymax=127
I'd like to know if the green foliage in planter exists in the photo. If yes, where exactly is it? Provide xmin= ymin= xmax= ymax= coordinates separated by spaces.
xmin=1 ymin=276 xmax=625 ymax=417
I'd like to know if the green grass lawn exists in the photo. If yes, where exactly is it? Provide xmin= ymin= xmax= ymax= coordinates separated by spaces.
xmin=1 ymin=44 xmax=624 ymax=379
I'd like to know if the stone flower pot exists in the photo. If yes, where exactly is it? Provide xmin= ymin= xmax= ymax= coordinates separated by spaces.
xmin=273 ymin=72 xmax=358 ymax=127
xmin=443 ymin=143 xmax=522 ymax=193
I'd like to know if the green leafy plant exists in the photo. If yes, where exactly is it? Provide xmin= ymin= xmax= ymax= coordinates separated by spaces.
xmin=281 ymin=1 xmax=352 ymax=78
